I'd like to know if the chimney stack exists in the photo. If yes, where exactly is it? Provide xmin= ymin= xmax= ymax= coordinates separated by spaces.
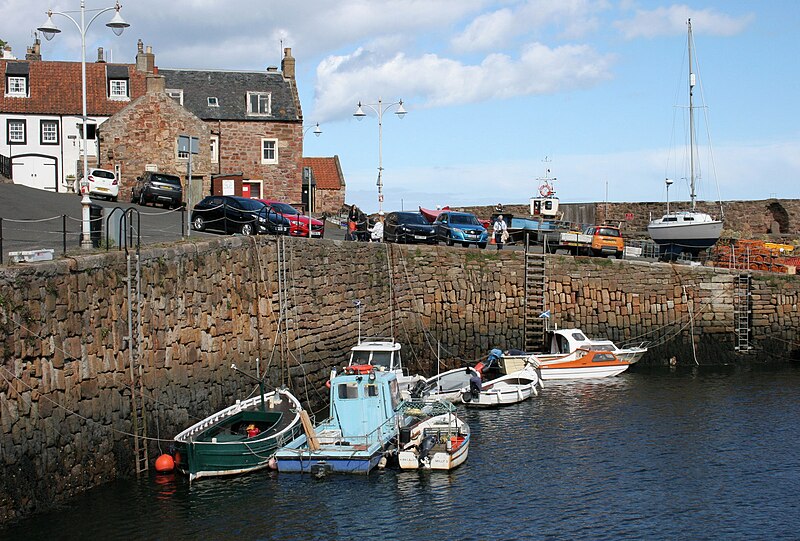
xmin=281 ymin=47 xmax=295 ymax=79
xmin=97 ymin=47 xmax=106 ymax=63
xmin=25 ymin=36 xmax=42 ymax=61
xmin=136 ymin=40 xmax=155 ymax=73
xmin=146 ymin=74 xmax=166 ymax=94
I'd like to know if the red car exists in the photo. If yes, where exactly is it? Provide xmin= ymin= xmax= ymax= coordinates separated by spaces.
xmin=259 ymin=200 xmax=325 ymax=237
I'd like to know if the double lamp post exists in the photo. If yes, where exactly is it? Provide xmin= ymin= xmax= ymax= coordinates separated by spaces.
xmin=353 ymin=98 xmax=406 ymax=214
xmin=38 ymin=1 xmax=130 ymax=249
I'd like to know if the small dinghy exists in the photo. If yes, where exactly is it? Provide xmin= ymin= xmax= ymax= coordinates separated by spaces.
xmin=461 ymin=364 xmax=541 ymax=408
xmin=397 ymin=401 xmax=470 ymax=471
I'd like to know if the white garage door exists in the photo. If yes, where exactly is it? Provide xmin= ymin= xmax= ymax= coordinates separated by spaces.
xmin=12 ymin=155 xmax=58 ymax=191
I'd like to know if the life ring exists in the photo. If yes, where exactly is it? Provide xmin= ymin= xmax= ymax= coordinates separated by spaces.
xmin=539 ymin=184 xmax=553 ymax=197
xmin=345 ymin=364 xmax=373 ymax=375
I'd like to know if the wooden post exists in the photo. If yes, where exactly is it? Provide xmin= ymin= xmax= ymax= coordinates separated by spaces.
xmin=300 ymin=410 xmax=320 ymax=451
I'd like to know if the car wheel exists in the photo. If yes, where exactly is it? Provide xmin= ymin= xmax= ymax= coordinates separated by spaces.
xmin=615 ymin=251 xmax=623 ymax=259
xmin=241 ymin=223 xmax=254 ymax=236
xmin=446 ymin=235 xmax=454 ymax=246
xmin=462 ymin=242 xmax=470 ymax=248
xmin=193 ymin=216 xmax=205 ymax=231
xmin=138 ymin=192 xmax=146 ymax=206
xmin=478 ymin=242 xmax=487 ymax=249
xmin=110 ymin=195 xmax=118 ymax=203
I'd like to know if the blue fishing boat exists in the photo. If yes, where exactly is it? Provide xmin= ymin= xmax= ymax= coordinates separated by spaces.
xmin=274 ymin=366 xmax=402 ymax=475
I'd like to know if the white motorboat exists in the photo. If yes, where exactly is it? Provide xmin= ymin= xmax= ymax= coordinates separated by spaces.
xmin=544 ymin=328 xmax=647 ymax=364
xmin=498 ymin=350 xmax=629 ymax=381
xmin=398 ymin=401 xmax=469 ymax=471
xmin=346 ymin=337 xmax=424 ymax=398
xmin=409 ymin=366 xmax=480 ymax=403
xmin=647 ymin=18 xmax=723 ymax=258
xmin=461 ymin=364 xmax=541 ymax=408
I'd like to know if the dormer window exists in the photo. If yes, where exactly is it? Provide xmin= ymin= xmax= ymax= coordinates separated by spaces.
xmin=166 ymin=89 xmax=184 ymax=105
xmin=247 ymin=91 xmax=271 ymax=116
xmin=5 ymin=62 xmax=30 ymax=97
xmin=207 ymin=96 xmax=218 ymax=107
xmin=106 ymin=65 xmax=130 ymax=101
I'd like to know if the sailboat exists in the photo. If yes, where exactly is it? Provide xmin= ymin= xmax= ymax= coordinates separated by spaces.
xmin=647 ymin=19 xmax=723 ymax=258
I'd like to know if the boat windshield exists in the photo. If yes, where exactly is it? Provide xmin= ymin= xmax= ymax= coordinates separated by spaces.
xmin=350 ymin=351 xmax=371 ymax=364
xmin=371 ymin=351 xmax=393 ymax=369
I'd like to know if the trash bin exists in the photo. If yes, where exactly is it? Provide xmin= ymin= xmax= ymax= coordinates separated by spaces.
xmin=89 ymin=203 xmax=103 ymax=248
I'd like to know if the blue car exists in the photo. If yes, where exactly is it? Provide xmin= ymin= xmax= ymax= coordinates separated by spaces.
xmin=433 ymin=211 xmax=488 ymax=248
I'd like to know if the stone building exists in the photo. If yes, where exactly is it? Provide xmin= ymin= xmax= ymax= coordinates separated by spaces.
xmin=97 ymin=74 xmax=211 ymax=202
xmin=301 ymin=156 xmax=346 ymax=213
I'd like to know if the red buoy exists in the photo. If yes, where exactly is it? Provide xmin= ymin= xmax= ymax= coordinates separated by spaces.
xmin=155 ymin=454 xmax=175 ymax=473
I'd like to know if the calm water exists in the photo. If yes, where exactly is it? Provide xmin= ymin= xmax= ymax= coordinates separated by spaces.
xmin=3 ymin=364 xmax=800 ymax=540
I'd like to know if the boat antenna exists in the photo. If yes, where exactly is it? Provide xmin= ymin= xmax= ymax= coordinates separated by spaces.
xmin=231 ymin=360 xmax=267 ymax=412
xmin=688 ymin=18 xmax=697 ymax=211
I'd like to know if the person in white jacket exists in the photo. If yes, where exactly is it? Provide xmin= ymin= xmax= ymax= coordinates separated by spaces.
xmin=493 ymin=215 xmax=508 ymax=250
xmin=370 ymin=211 xmax=385 ymax=242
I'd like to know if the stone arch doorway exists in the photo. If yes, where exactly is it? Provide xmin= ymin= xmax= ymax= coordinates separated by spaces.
xmin=765 ymin=202 xmax=790 ymax=234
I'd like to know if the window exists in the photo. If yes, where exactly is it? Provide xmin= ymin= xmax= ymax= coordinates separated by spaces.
xmin=366 ymin=385 xmax=379 ymax=397
xmin=247 ymin=91 xmax=271 ymax=116
xmin=337 ymin=383 xmax=359 ymax=399
xmin=109 ymin=79 xmax=128 ymax=99
xmin=40 ymin=120 xmax=58 ymax=145
xmin=6 ymin=76 xmax=27 ymax=97
xmin=166 ymin=89 xmax=184 ymax=105
xmin=177 ymin=141 xmax=189 ymax=160
xmin=7 ymin=119 xmax=25 ymax=144
xmin=210 ymin=135 xmax=219 ymax=163
xmin=207 ymin=96 xmax=218 ymax=107
xmin=261 ymin=138 xmax=278 ymax=164
xmin=78 ymin=123 xmax=97 ymax=140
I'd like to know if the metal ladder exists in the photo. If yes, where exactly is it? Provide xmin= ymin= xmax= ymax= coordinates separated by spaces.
xmin=523 ymin=250 xmax=547 ymax=351
xmin=734 ymin=272 xmax=753 ymax=353
xmin=124 ymin=241 xmax=148 ymax=475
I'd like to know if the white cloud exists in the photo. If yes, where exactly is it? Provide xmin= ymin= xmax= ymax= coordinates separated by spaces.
xmin=616 ymin=5 xmax=754 ymax=39
xmin=313 ymin=42 xmax=614 ymax=120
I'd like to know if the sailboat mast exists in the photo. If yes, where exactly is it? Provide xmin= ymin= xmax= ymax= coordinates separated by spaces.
xmin=688 ymin=18 xmax=697 ymax=211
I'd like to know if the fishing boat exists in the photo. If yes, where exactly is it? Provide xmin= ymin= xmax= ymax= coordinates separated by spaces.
xmin=647 ymin=18 xmax=723 ymax=258
xmin=346 ymin=337 xmax=424 ymax=398
xmin=397 ymin=400 xmax=470 ymax=471
xmin=173 ymin=380 xmax=303 ymax=482
xmin=461 ymin=363 xmax=541 ymax=407
xmin=274 ymin=366 xmax=402 ymax=475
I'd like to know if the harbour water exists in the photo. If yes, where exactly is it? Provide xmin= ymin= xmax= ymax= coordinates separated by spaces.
xmin=2 ymin=363 xmax=799 ymax=540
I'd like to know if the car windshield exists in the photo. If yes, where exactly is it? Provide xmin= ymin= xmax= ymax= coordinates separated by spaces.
xmin=397 ymin=212 xmax=428 ymax=225
xmin=152 ymin=174 xmax=181 ymax=186
xmin=91 ymin=170 xmax=115 ymax=180
xmin=597 ymin=228 xmax=620 ymax=237
xmin=451 ymin=213 xmax=480 ymax=226
xmin=270 ymin=202 xmax=300 ymax=215
xmin=239 ymin=199 xmax=266 ymax=211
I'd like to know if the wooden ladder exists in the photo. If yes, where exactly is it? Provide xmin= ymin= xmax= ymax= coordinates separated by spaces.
xmin=524 ymin=252 xmax=547 ymax=351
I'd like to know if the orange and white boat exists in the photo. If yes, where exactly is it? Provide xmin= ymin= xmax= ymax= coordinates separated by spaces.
xmin=499 ymin=349 xmax=629 ymax=381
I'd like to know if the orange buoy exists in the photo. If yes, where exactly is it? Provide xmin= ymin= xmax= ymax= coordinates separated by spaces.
xmin=155 ymin=453 xmax=175 ymax=473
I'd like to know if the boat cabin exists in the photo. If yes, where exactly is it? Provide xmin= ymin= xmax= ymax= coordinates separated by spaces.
xmin=529 ymin=196 xmax=560 ymax=218
xmin=326 ymin=370 xmax=401 ymax=445
xmin=548 ymin=328 xmax=617 ymax=354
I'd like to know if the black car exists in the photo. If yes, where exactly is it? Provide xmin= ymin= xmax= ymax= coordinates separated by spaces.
xmin=384 ymin=211 xmax=437 ymax=244
xmin=191 ymin=196 xmax=290 ymax=236
xmin=131 ymin=172 xmax=183 ymax=208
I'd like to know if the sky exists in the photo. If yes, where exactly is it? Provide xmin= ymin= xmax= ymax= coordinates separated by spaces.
xmin=3 ymin=0 xmax=799 ymax=213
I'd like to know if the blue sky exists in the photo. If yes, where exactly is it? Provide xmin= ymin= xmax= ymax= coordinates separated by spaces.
xmin=4 ymin=1 xmax=798 ymax=213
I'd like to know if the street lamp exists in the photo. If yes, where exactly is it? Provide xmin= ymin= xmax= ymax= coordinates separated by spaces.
xmin=302 ymin=122 xmax=322 ymax=238
xmin=38 ymin=1 xmax=130 ymax=250
xmin=353 ymin=98 xmax=406 ymax=213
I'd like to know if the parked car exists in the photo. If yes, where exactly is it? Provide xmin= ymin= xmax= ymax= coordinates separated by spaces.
xmin=583 ymin=225 xmax=624 ymax=258
xmin=192 ymin=196 xmax=290 ymax=236
xmin=78 ymin=168 xmax=118 ymax=201
xmin=258 ymin=200 xmax=325 ymax=237
xmin=131 ymin=172 xmax=183 ymax=208
xmin=433 ymin=211 xmax=489 ymax=248
xmin=384 ymin=211 xmax=437 ymax=244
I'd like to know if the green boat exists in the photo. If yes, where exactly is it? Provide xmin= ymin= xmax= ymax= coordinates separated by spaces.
xmin=173 ymin=388 xmax=303 ymax=482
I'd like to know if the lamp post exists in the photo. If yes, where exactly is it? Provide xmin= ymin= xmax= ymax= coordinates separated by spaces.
xmin=302 ymin=122 xmax=322 ymax=238
xmin=353 ymin=98 xmax=406 ymax=213
xmin=38 ymin=1 xmax=129 ymax=250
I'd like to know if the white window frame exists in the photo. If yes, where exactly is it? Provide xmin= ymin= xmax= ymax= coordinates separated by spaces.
xmin=109 ymin=79 xmax=128 ymax=100
xmin=166 ymin=88 xmax=184 ymax=105
xmin=6 ymin=76 xmax=27 ymax=97
xmin=8 ymin=119 xmax=25 ymax=143
xmin=177 ymin=142 xmax=189 ymax=161
xmin=261 ymin=138 xmax=278 ymax=164
xmin=207 ymin=96 xmax=219 ymax=107
xmin=40 ymin=120 xmax=58 ymax=144
xmin=247 ymin=91 xmax=271 ymax=116
xmin=210 ymin=135 xmax=219 ymax=164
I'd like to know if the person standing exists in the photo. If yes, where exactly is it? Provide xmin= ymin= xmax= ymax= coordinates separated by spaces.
xmin=493 ymin=214 xmax=508 ymax=250
xmin=369 ymin=211 xmax=385 ymax=242
xmin=346 ymin=205 xmax=359 ymax=241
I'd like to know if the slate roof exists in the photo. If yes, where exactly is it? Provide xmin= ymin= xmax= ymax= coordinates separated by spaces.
xmin=0 ymin=60 xmax=147 ymax=115
xmin=158 ymin=69 xmax=300 ymax=122
xmin=302 ymin=156 xmax=345 ymax=190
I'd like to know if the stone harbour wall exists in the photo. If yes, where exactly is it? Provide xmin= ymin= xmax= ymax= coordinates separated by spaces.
xmin=1 ymin=237 xmax=799 ymax=523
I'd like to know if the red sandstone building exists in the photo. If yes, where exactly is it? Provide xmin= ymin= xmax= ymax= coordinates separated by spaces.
xmin=0 ymin=39 xmax=346 ymax=213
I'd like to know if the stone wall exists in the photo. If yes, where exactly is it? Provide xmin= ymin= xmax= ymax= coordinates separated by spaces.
xmin=1 ymin=238 xmax=798 ymax=523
